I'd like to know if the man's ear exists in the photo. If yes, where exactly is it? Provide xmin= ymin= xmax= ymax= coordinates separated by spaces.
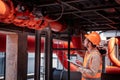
xmin=87 ymin=41 xmax=91 ymax=47
xmin=85 ymin=40 xmax=90 ymax=48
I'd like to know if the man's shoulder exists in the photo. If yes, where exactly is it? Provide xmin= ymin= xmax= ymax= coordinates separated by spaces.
xmin=90 ymin=50 xmax=101 ymax=57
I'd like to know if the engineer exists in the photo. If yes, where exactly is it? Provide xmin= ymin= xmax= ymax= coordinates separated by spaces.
xmin=76 ymin=32 xmax=102 ymax=80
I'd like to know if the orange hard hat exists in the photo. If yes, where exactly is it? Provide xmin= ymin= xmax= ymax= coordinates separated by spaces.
xmin=85 ymin=32 xmax=101 ymax=45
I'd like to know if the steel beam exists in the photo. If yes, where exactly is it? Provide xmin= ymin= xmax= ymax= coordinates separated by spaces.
xmin=34 ymin=30 xmax=41 ymax=80
xmin=37 ymin=0 xmax=87 ymax=7
xmin=46 ymin=4 xmax=120 ymax=15
xmin=17 ymin=32 xmax=28 ymax=80
xmin=44 ymin=28 xmax=53 ymax=80
xmin=72 ymin=13 xmax=98 ymax=25
xmin=94 ymin=11 xmax=117 ymax=29
xmin=67 ymin=29 xmax=71 ymax=80
xmin=60 ymin=1 xmax=99 ymax=25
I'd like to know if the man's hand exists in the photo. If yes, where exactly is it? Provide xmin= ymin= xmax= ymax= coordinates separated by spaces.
xmin=75 ymin=59 xmax=83 ymax=66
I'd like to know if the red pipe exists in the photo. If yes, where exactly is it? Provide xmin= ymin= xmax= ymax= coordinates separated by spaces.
xmin=56 ymin=51 xmax=78 ymax=71
xmin=0 ymin=0 xmax=10 ymax=18
xmin=55 ymin=36 xmax=84 ymax=71
xmin=108 ymin=37 xmax=120 ymax=67
xmin=0 ymin=34 xmax=6 ymax=52
xmin=72 ymin=36 xmax=82 ymax=49
xmin=41 ymin=17 xmax=66 ymax=32
xmin=0 ymin=34 xmax=76 ymax=53
xmin=106 ymin=66 xmax=120 ymax=74
xmin=0 ymin=34 xmax=81 ymax=71
xmin=0 ymin=0 xmax=15 ymax=23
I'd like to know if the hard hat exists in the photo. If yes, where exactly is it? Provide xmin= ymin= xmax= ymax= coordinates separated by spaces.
xmin=85 ymin=32 xmax=101 ymax=45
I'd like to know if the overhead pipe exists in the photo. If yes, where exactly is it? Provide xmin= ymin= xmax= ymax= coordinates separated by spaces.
xmin=0 ymin=0 xmax=10 ymax=18
xmin=0 ymin=0 xmax=66 ymax=32
xmin=0 ymin=0 xmax=15 ymax=23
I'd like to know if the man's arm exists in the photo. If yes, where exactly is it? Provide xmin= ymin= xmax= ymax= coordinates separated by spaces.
xmin=77 ymin=54 xmax=101 ymax=78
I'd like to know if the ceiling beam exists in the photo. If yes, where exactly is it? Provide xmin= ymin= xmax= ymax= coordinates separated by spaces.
xmin=60 ymin=1 xmax=117 ymax=30
xmin=37 ymin=0 xmax=87 ymax=7
xmin=46 ymin=3 xmax=120 ymax=15
xmin=94 ymin=11 xmax=117 ymax=29
xmin=72 ymin=13 xmax=98 ymax=25
xmin=60 ymin=1 xmax=99 ymax=25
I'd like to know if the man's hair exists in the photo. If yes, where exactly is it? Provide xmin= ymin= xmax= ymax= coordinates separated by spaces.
xmin=87 ymin=39 xmax=96 ymax=48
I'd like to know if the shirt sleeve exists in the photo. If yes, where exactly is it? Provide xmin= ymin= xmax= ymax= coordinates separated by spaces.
xmin=77 ymin=53 xmax=101 ymax=78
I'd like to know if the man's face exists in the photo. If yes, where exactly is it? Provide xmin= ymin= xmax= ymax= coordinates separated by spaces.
xmin=83 ymin=38 xmax=89 ymax=48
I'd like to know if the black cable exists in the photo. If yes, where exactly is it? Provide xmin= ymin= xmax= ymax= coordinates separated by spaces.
xmin=40 ymin=3 xmax=64 ymax=23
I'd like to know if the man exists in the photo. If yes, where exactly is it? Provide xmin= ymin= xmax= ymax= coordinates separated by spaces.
xmin=76 ymin=32 xmax=102 ymax=80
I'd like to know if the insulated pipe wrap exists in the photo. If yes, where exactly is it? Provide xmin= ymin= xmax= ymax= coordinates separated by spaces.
xmin=0 ymin=0 xmax=10 ymax=18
